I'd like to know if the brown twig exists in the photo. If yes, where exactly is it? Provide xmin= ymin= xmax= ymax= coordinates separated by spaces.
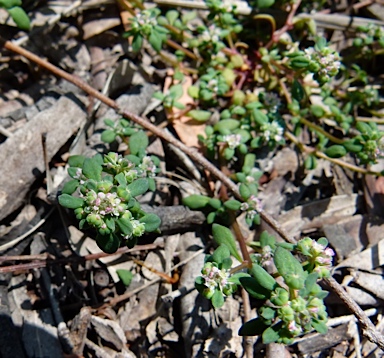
xmin=0 ymin=243 xmax=162 ymax=273
xmin=2 ymin=36 xmax=384 ymax=350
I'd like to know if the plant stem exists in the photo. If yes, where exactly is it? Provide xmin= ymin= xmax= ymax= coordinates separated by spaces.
xmin=285 ymin=131 xmax=383 ymax=176
xmin=299 ymin=117 xmax=345 ymax=145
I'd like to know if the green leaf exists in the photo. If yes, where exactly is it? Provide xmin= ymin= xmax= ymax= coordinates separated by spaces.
xmin=182 ymin=194 xmax=210 ymax=209
xmin=127 ymin=178 xmax=149 ymax=197
xmin=165 ymin=9 xmax=178 ymax=25
xmin=310 ymin=104 xmax=325 ymax=118
xmin=211 ymin=290 xmax=225 ymax=309
xmin=290 ymin=56 xmax=310 ymax=69
xmin=132 ymin=34 xmax=143 ymax=52
xmin=239 ymin=317 xmax=268 ymax=336
xmin=96 ymin=233 xmax=120 ymax=254
xmin=292 ymin=79 xmax=305 ymax=102
xmin=116 ymin=217 xmax=133 ymax=236
xmin=240 ymin=277 xmax=271 ymax=299
xmin=208 ymin=198 xmax=221 ymax=210
xmin=212 ymin=224 xmax=242 ymax=262
xmin=58 ymin=194 xmax=84 ymax=209
xmin=140 ymin=213 xmax=161 ymax=232
xmin=68 ymin=155 xmax=85 ymax=167
xmin=249 ymin=264 xmax=277 ymax=291
xmin=318 ymin=237 xmax=328 ymax=247
xmin=252 ymin=109 xmax=268 ymax=125
xmin=228 ymin=272 xmax=251 ymax=285
xmin=356 ymin=121 xmax=373 ymax=135
xmin=274 ymin=246 xmax=306 ymax=290
xmin=149 ymin=29 xmax=163 ymax=52
xmin=223 ymin=200 xmax=242 ymax=211
xmin=169 ymin=84 xmax=183 ymax=100
xmin=214 ymin=119 xmax=240 ymax=134
xmin=116 ymin=269 xmax=134 ymax=286
xmin=260 ymin=231 xmax=276 ymax=249
xmin=260 ymin=307 xmax=276 ymax=320
xmin=343 ymin=139 xmax=364 ymax=153
xmin=239 ymin=183 xmax=251 ymax=200
xmin=207 ymin=212 xmax=216 ymax=224
xmin=82 ymin=156 xmax=102 ymax=181
xmin=187 ymin=86 xmax=199 ymax=99
xmin=262 ymin=325 xmax=281 ymax=344
xmin=187 ymin=110 xmax=211 ymax=122
xmin=253 ymin=0 xmax=275 ymax=8
xmin=61 ymin=179 xmax=79 ymax=195
xmin=115 ymin=172 xmax=127 ymax=187
xmin=300 ymin=272 xmax=319 ymax=296
xmin=7 ymin=6 xmax=30 ymax=30
xmin=212 ymin=245 xmax=231 ymax=265
xmin=312 ymin=320 xmax=328 ymax=334
xmin=129 ymin=131 xmax=148 ymax=155
xmin=0 ymin=0 xmax=21 ymax=8
xmin=105 ymin=218 xmax=115 ymax=232
xmin=324 ymin=145 xmax=347 ymax=158
xmin=101 ymin=129 xmax=117 ymax=143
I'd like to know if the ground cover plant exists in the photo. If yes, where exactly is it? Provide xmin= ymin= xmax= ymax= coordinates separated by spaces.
xmin=1 ymin=0 xmax=384 ymax=357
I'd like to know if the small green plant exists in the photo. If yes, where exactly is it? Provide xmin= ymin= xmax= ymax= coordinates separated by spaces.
xmin=59 ymin=127 xmax=161 ymax=253
xmin=195 ymin=225 xmax=334 ymax=344
xmin=58 ymin=0 xmax=383 ymax=348
xmin=0 ymin=0 xmax=30 ymax=30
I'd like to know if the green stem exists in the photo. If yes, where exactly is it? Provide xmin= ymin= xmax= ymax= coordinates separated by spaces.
xmin=285 ymin=131 xmax=383 ymax=176
xmin=299 ymin=117 xmax=344 ymax=145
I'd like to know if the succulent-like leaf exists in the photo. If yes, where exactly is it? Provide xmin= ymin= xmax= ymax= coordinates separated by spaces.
xmin=211 ymin=290 xmax=225 ymax=309
xmin=187 ymin=110 xmax=211 ymax=122
xmin=116 ymin=269 xmax=133 ymax=286
xmin=260 ymin=231 xmax=276 ymax=249
xmin=212 ymin=224 xmax=242 ymax=262
xmin=312 ymin=320 xmax=328 ymax=334
xmin=224 ymin=200 xmax=242 ymax=211
xmin=253 ymin=0 xmax=275 ymax=8
xmin=182 ymin=194 xmax=210 ymax=209
xmin=116 ymin=217 xmax=133 ymax=236
xmin=129 ymin=131 xmax=148 ymax=155
xmin=248 ymin=264 xmax=276 ymax=292
xmin=68 ymin=155 xmax=85 ymax=167
xmin=61 ymin=179 xmax=79 ymax=195
xmin=140 ymin=213 xmax=161 ymax=232
xmin=274 ymin=246 xmax=306 ymax=290
xmin=262 ymin=324 xmax=281 ymax=344
xmin=96 ymin=233 xmax=120 ymax=254
xmin=7 ymin=6 xmax=30 ymax=30
xmin=58 ymin=194 xmax=84 ymax=209
xmin=292 ymin=79 xmax=305 ymax=102
xmin=82 ymin=156 xmax=102 ymax=181
xmin=101 ymin=129 xmax=117 ymax=143
xmin=127 ymin=178 xmax=149 ymax=197
xmin=0 ymin=0 xmax=22 ymax=7
xmin=214 ymin=119 xmax=240 ymax=134
xmin=212 ymin=245 xmax=231 ymax=265
xmin=239 ymin=317 xmax=268 ymax=336
xmin=240 ymin=276 xmax=271 ymax=300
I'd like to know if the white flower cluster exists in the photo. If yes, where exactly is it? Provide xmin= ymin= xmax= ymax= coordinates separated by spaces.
xmin=222 ymin=133 xmax=242 ymax=149
xmin=260 ymin=120 xmax=284 ymax=142
xmin=305 ymin=47 xmax=341 ymax=81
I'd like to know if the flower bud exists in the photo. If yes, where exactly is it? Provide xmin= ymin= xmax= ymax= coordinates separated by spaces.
xmin=203 ymin=287 xmax=215 ymax=300
xmin=278 ymin=305 xmax=294 ymax=322
xmin=291 ymin=297 xmax=306 ymax=312
xmin=87 ymin=213 xmax=103 ymax=227
xmin=270 ymin=288 xmax=289 ymax=306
